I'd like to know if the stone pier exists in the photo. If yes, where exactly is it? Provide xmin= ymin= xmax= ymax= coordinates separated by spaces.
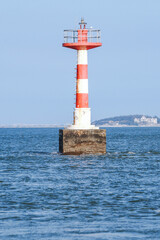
xmin=59 ymin=129 xmax=106 ymax=155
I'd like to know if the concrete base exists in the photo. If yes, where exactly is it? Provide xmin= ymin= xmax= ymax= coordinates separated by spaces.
xmin=59 ymin=129 xmax=106 ymax=155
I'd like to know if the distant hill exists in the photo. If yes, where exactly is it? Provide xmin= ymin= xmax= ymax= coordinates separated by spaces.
xmin=92 ymin=115 xmax=160 ymax=127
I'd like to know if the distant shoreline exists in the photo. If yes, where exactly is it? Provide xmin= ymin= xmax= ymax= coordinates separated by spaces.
xmin=98 ymin=125 xmax=160 ymax=128
xmin=92 ymin=115 xmax=160 ymax=128
xmin=0 ymin=125 xmax=160 ymax=128
xmin=0 ymin=125 xmax=65 ymax=128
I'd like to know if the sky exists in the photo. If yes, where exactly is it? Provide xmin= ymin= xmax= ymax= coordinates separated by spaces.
xmin=0 ymin=0 xmax=160 ymax=125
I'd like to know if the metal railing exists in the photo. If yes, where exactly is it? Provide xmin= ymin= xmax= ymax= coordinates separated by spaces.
xmin=64 ymin=29 xmax=101 ymax=43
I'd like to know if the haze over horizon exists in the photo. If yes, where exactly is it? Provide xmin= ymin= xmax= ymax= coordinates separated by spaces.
xmin=0 ymin=0 xmax=160 ymax=125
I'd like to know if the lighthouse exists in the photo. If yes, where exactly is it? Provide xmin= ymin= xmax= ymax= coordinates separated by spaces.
xmin=59 ymin=18 xmax=106 ymax=155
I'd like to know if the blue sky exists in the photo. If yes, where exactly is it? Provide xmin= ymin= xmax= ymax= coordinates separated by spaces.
xmin=0 ymin=0 xmax=160 ymax=124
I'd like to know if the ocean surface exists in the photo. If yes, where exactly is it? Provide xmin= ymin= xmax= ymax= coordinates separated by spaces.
xmin=0 ymin=127 xmax=160 ymax=240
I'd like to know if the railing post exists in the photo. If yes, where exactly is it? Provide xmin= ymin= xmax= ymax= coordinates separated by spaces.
xmin=63 ymin=29 xmax=101 ymax=44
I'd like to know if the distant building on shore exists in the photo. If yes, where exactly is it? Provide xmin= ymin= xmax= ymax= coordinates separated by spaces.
xmin=134 ymin=116 xmax=157 ymax=125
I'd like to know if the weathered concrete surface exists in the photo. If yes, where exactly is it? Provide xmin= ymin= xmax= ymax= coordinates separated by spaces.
xmin=59 ymin=129 xmax=106 ymax=155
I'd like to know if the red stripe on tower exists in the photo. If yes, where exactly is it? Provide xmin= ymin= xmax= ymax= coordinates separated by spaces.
xmin=76 ymin=93 xmax=88 ymax=108
xmin=77 ymin=65 xmax=88 ymax=79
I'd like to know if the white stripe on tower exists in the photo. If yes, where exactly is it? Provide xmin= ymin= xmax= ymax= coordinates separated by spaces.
xmin=77 ymin=50 xmax=88 ymax=64
xmin=77 ymin=79 xmax=88 ymax=93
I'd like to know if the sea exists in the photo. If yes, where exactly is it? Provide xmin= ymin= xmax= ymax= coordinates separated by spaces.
xmin=0 ymin=127 xmax=160 ymax=240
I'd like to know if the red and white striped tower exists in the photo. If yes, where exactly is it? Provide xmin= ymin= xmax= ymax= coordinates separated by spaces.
xmin=63 ymin=18 xmax=102 ymax=129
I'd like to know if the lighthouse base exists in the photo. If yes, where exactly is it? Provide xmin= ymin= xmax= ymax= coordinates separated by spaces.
xmin=59 ymin=129 xmax=106 ymax=155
